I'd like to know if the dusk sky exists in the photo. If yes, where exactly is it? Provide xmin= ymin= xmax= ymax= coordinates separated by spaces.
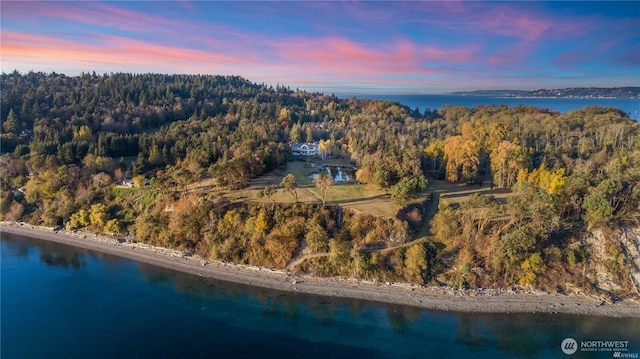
xmin=2 ymin=1 xmax=639 ymax=94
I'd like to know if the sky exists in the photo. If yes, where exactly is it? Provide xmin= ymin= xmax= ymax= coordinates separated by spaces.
xmin=1 ymin=1 xmax=639 ymax=94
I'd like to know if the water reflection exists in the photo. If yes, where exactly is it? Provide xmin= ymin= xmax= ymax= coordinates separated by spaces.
xmin=1 ymin=233 xmax=31 ymax=258
xmin=455 ymin=311 xmax=640 ymax=358
xmin=383 ymin=305 xmax=423 ymax=333
xmin=138 ymin=262 xmax=178 ymax=285
xmin=4 ymin=233 xmax=640 ymax=359
xmin=1 ymin=233 xmax=84 ymax=269
xmin=308 ymin=166 xmax=355 ymax=182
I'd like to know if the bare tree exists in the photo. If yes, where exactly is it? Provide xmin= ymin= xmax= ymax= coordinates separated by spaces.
xmin=314 ymin=172 xmax=332 ymax=207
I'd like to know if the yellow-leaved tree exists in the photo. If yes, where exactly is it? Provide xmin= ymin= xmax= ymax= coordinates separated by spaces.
xmin=517 ymin=164 xmax=566 ymax=195
xmin=489 ymin=141 xmax=526 ymax=188
xmin=404 ymin=244 xmax=429 ymax=284
xmin=443 ymin=135 xmax=480 ymax=183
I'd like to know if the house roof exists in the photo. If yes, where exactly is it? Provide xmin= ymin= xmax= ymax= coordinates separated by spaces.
xmin=291 ymin=142 xmax=318 ymax=151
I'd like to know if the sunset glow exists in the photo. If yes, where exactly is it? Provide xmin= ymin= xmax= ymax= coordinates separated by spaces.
xmin=2 ymin=1 xmax=638 ymax=94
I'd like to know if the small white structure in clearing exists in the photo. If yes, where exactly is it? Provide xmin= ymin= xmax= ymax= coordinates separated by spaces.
xmin=119 ymin=179 xmax=135 ymax=188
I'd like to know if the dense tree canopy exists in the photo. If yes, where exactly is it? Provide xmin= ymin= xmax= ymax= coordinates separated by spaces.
xmin=1 ymin=71 xmax=639 ymax=294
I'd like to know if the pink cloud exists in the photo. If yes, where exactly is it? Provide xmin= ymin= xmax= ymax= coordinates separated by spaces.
xmin=272 ymin=36 xmax=477 ymax=77
xmin=0 ymin=31 xmax=261 ymax=75
xmin=1 ymin=1 xmax=247 ymax=51
xmin=1 ymin=27 xmax=488 ymax=92
xmin=2 ymin=2 xmax=183 ymax=34
xmin=420 ymin=2 xmax=588 ymax=41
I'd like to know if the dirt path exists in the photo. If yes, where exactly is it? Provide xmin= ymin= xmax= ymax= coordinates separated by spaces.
xmin=287 ymin=192 xmax=441 ymax=270
xmin=286 ymin=252 xmax=330 ymax=271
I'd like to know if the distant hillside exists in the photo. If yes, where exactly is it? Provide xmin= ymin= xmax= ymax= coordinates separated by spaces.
xmin=525 ymin=87 xmax=639 ymax=98
xmin=450 ymin=90 xmax=529 ymax=97
xmin=452 ymin=87 xmax=640 ymax=98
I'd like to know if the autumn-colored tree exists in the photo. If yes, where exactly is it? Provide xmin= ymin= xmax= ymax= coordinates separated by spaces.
xmin=517 ymin=164 xmax=566 ymax=195
xmin=490 ymin=141 xmax=526 ymax=188
xmin=318 ymin=139 xmax=332 ymax=159
xmin=52 ymin=189 xmax=75 ymax=222
xmin=424 ymin=140 xmax=444 ymax=174
xmin=89 ymin=203 xmax=108 ymax=230
xmin=404 ymin=243 xmax=428 ymax=284
xmin=4 ymin=201 xmax=24 ymax=221
xmin=105 ymin=218 xmax=126 ymax=235
xmin=329 ymin=238 xmax=351 ymax=267
xmin=289 ymin=122 xmax=302 ymax=143
xmin=73 ymin=125 xmax=93 ymax=142
xmin=67 ymin=209 xmax=90 ymax=230
xmin=507 ymin=181 xmax=558 ymax=233
xmin=92 ymin=172 xmax=112 ymax=188
xmin=314 ymin=172 xmax=332 ymax=206
xmin=430 ymin=200 xmax=461 ymax=244
xmin=305 ymin=222 xmax=329 ymax=253
xmin=255 ymin=208 xmax=269 ymax=234
xmin=113 ymin=167 xmax=126 ymax=183
xmin=486 ymin=122 xmax=508 ymax=152
xmin=355 ymin=164 xmax=373 ymax=184
xmin=278 ymin=107 xmax=291 ymax=122
xmin=168 ymin=195 xmax=203 ymax=250
xmin=443 ymin=135 xmax=480 ymax=183
xmin=281 ymin=173 xmax=298 ymax=202
xmin=132 ymin=174 xmax=146 ymax=188
xmin=263 ymin=233 xmax=294 ymax=268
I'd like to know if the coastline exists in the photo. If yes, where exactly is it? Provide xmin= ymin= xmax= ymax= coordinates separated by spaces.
xmin=2 ymin=222 xmax=639 ymax=318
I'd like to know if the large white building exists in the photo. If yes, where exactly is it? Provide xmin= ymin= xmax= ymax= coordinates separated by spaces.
xmin=290 ymin=142 xmax=319 ymax=156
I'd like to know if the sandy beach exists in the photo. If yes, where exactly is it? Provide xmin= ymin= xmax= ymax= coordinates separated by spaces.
xmin=2 ymin=221 xmax=639 ymax=318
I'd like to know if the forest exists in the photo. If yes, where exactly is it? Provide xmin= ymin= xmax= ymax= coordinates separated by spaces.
xmin=1 ymin=71 xmax=639 ymax=297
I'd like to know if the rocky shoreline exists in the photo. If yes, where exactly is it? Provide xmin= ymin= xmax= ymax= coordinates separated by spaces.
xmin=2 ymin=222 xmax=639 ymax=318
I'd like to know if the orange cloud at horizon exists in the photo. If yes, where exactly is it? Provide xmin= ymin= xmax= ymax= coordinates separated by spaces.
xmin=1 ymin=31 xmax=257 ymax=75
xmin=2 ymin=30 xmax=456 ymax=85
xmin=0 ymin=30 xmax=525 ymax=92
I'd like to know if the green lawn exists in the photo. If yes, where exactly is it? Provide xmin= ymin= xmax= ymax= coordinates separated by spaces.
xmin=107 ymin=186 xmax=158 ymax=209
xmin=220 ymin=159 xmax=400 ymax=216
xmin=187 ymin=159 xmax=512 ymax=219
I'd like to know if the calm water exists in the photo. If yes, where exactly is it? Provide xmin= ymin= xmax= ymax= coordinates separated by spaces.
xmin=354 ymin=94 xmax=640 ymax=120
xmin=2 ymin=233 xmax=639 ymax=359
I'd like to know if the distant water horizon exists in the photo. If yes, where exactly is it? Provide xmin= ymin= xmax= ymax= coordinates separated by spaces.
xmin=344 ymin=94 xmax=640 ymax=120
xmin=3 ymin=233 xmax=640 ymax=358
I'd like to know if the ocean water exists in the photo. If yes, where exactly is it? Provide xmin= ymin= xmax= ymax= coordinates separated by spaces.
xmin=2 ymin=233 xmax=639 ymax=359
xmin=353 ymin=94 xmax=640 ymax=120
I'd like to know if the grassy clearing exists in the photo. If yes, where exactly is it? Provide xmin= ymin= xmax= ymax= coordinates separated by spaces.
xmin=185 ymin=159 xmax=513 ymax=219
xmin=428 ymin=180 xmax=513 ymax=205
xmin=258 ymin=160 xmax=400 ymax=217
xmin=107 ymin=186 xmax=158 ymax=209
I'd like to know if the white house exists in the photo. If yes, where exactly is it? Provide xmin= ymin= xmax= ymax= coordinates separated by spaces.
xmin=119 ymin=179 xmax=135 ymax=188
xmin=291 ymin=142 xmax=320 ymax=156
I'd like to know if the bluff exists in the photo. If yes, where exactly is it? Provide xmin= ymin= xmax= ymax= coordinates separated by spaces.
xmin=583 ymin=225 xmax=640 ymax=298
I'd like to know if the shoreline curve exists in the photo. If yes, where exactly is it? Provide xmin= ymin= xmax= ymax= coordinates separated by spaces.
xmin=2 ymin=222 xmax=639 ymax=318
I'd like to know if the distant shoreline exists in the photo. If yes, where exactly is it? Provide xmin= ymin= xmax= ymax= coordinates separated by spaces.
xmin=2 ymin=222 xmax=639 ymax=318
